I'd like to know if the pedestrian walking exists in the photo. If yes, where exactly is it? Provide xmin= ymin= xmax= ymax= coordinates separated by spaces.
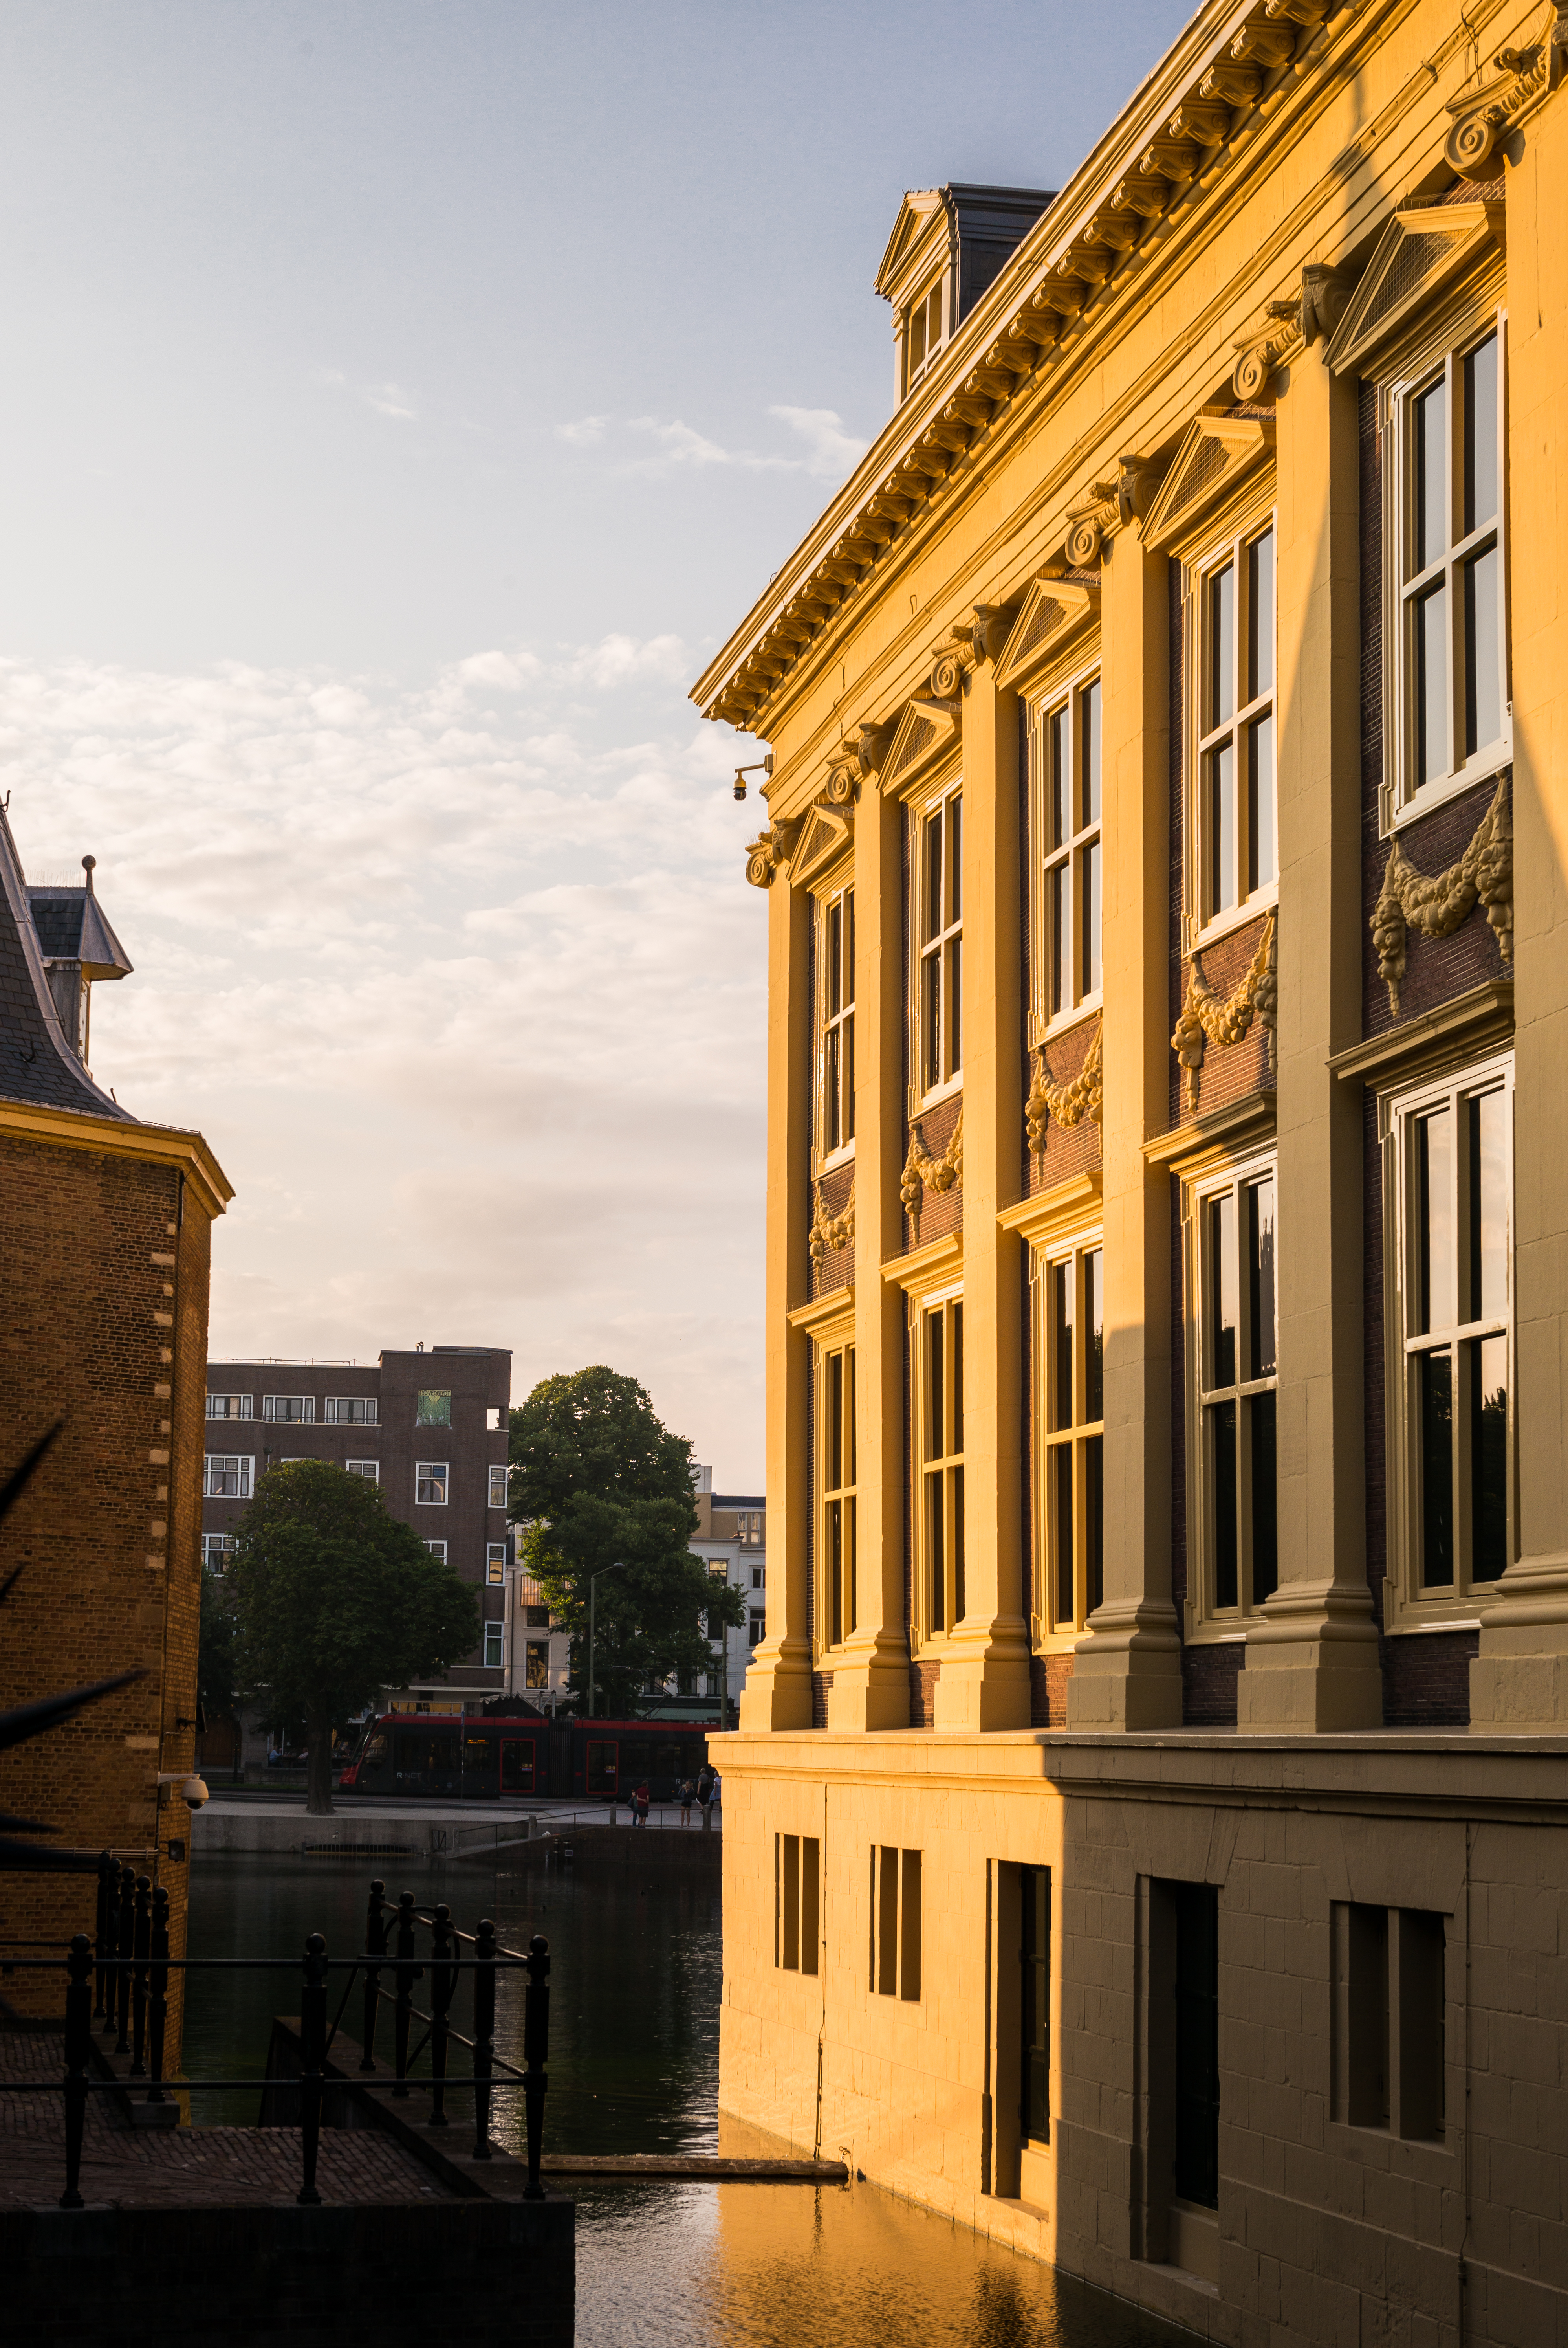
xmin=633 ymin=1779 xmax=650 ymax=1827
xmin=709 ymin=1769 xmax=721 ymax=1827
xmin=697 ymin=1764 xmax=713 ymax=1832
xmin=679 ymin=1776 xmax=694 ymax=1826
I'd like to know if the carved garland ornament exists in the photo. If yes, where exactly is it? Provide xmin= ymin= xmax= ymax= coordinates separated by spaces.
xmin=900 ymin=1111 xmax=963 ymax=1232
xmin=808 ymin=1176 xmax=855 ymax=1268
xmin=1371 ymin=777 xmax=1513 ymax=1018
xmin=1026 ymin=1023 xmax=1103 ymax=1156
xmin=1171 ymin=911 xmax=1277 ymax=1114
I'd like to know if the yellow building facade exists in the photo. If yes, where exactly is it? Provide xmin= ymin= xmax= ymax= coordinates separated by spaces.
xmin=694 ymin=1 xmax=1568 ymax=2337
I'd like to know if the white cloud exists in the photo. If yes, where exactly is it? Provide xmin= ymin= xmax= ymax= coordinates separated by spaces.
xmin=320 ymin=367 xmax=420 ymax=423
xmin=554 ymin=406 xmax=869 ymax=484
xmin=0 ymin=638 xmax=766 ymax=1477
xmin=768 ymin=404 xmax=869 ymax=480
xmin=555 ymin=414 xmax=610 ymax=446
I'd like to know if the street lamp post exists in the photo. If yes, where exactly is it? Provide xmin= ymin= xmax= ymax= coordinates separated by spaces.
xmin=586 ymin=1563 xmax=626 ymax=1719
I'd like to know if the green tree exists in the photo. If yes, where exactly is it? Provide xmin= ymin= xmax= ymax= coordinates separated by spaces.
xmin=510 ymin=1367 xmax=744 ymax=1718
xmin=225 ymin=1461 xmax=478 ymax=1814
xmin=198 ymin=1567 xmax=243 ymax=1740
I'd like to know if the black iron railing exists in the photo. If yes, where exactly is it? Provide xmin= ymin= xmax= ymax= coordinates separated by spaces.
xmin=7 ymin=1855 xmax=551 ymax=2212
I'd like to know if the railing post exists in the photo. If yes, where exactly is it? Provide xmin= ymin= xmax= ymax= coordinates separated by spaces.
xmin=360 ymin=1879 xmax=387 ymax=2072
xmin=297 ymin=1931 xmax=328 ymax=2207
xmin=428 ymin=1904 xmax=454 ymax=2126
xmin=392 ymin=1890 xmax=418 ymax=2099
xmin=472 ymin=1918 xmax=496 ymax=2161
xmin=147 ymin=1886 xmax=170 ymax=2103
xmin=522 ymin=1932 xmax=550 ymax=2199
xmin=99 ymin=1859 xmax=120 ymax=2036
xmin=93 ymin=1852 xmax=114 ymax=2022
xmin=129 ymin=1875 xmax=151 ymax=2077
xmin=114 ymin=1863 xmax=134 ymax=2053
xmin=60 ymin=1933 xmax=94 ymax=2210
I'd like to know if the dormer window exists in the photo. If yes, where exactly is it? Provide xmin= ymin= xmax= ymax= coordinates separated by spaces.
xmin=904 ymin=280 xmax=946 ymax=394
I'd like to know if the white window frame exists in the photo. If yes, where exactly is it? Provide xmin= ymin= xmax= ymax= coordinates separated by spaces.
xmin=815 ymin=879 xmax=856 ymax=1171
xmin=912 ymin=779 xmax=963 ymax=1110
xmin=486 ymin=1542 xmax=506 ymax=1586
xmin=205 ymin=1393 xmax=252 ymax=1422
xmin=1183 ymin=1148 xmax=1280 ymax=1635
xmin=487 ymin=1464 xmax=509 ymax=1510
xmin=912 ymin=1283 xmax=965 ymax=1651
xmin=201 ymin=1532 xmax=236 ymax=1574
xmin=1034 ymin=1231 xmax=1105 ymax=1641
xmin=1387 ymin=311 xmax=1509 ymax=828
xmin=416 ymin=1461 xmax=449 ymax=1506
xmin=1192 ymin=515 xmax=1278 ymax=941
xmin=325 ymin=1397 xmax=377 ymax=1425
xmin=1383 ymin=1048 xmax=1515 ymax=1627
xmin=262 ymin=1395 xmax=315 ymax=1424
xmin=814 ymin=1327 xmax=856 ymax=1660
xmin=203 ymin=1454 xmax=253 ymax=1501
xmin=425 ymin=1539 xmax=448 ymax=1562
xmin=1031 ymin=664 xmax=1104 ymax=1039
xmin=345 ymin=1459 xmax=379 ymax=1484
xmin=483 ymin=1618 xmax=504 ymax=1669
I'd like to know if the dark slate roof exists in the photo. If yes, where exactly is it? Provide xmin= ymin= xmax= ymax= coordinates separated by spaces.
xmin=0 ymin=806 xmax=132 ymax=1120
xmin=27 ymin=884 xmax=132 ymax=978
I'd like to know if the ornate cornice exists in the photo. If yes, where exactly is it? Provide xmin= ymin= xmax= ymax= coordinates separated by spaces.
xmin=693 ymin=0 xmax=1376 ymax=737
xmin=1372 ymin=776 xmax=1512 ymax=1018
xmin=1171 ymin=910 xmax=1277 ymax=1112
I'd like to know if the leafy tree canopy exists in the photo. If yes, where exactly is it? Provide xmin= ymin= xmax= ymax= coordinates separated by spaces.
xmin=198 ymin=1568 xmax=243 ymax=1730
xmin=225 ymin=1461 xmax=478 ymax=1811
xmin=509 ymin=1366 xmax=742 ymax=1716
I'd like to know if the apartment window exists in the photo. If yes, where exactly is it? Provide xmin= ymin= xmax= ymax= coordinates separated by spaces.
xmin=1193 ymin=1161 xmax=1278 ymax=1617
xmin=416 ymin=1462 xmax=449 ymax=1505
xmin=870 ymin=1846 xmax=922 ymax=2001
xmin=425 ymin=1541 xmax=448 ymax=1563
xmin=486 ymin=1406 xmax=502 ymax=1431
xmin=736 ymin=1510 xmax=763 ymax=1546
xmin=488 ymin=1464 xmax=509 ymax=1510
xmin=751 ymin=1564 xmax=763 ymax=1589
xmin=1198 ymin=523 xmax=1275 ymax=926
xmin=201 ymin=1532 xmax=236 ymax=1575
xmin=525 ymin=1642 xmax=550 ymax=1689
xmin=1333 ymin=1904 xmax=1446 ymax=2141
xmin=1037 ymin=672 xmax=1103 ymax=1024
xmin=1020 ymin=1865 xmax=1051 ymax=2145
xmin=1391 ymin=1057 xmax=1513 ymax=1602
xmin=205 ymin=1393 xmax=252 ymax=1422
xmin=345 ymin=1459 xmax=378 ymax=1484
xmin=1395 ymin=326 xmax=1507 ymax=812
xmin=917 ymin=787 xmax=962 ymax=1099
xmin=483 ymin=1619 xmax=504 ymax=1669
xmin=486 ymin=1543 xmax=506 ymax=1586
xmin=203 ymin=1454 xmax=253 ymax=1501
xmin=416 ymin=1389 xmax=452 ymax=1426
xmin=1041 ymin=1241 xmax=1105 ymax=1633
xmin=749 ymin=1608 xmax=765 ymax=1647
xmin=820 ymin=1339 xmax=856 ymax=1651
xmin=262 ymin=1395 xmax=314 ymax=1424
xmin=774 ymin=1833 xmax=822 ymax=1973
xmin=818 ymin=884 xmax=855 ymax=1161
xmin=919 ymin=1297 xmax=964 ymax=1640
xmin=903 ymin=277 xmax=945 ymax=394
xmin=324 ymin=1397 xmax=377 ymax=1425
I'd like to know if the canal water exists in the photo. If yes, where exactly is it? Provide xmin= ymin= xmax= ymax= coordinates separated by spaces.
xmin=187 ymin=1851 xmax=1191 ymax=2348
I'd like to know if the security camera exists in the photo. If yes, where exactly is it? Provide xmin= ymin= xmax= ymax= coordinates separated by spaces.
xmin=181 ymin=1775 xmax=210 ymax=1811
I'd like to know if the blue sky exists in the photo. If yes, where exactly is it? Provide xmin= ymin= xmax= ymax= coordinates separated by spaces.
xmin=0 ymin=0 xmax=1190 ymax=1482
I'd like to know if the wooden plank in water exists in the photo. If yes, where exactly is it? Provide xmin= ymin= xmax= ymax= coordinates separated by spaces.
xmin=539 ymin=2154 xmax=847 ymax=2182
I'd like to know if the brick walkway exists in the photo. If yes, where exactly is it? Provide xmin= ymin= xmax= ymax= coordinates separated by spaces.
xmin=0 ymin=2031 xmax=454 ymax=2208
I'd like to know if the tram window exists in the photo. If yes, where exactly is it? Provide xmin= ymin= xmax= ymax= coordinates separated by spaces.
xmin=363 ymin=1734 xmax=389 ymax=1773
xmin=586 ymin=1739 xmax=618 ymax=1795
xmin=394 ymin=1729 xmax=459 ymax=1794
xmin=463 ymin=1733 xmax=497 ymax=1775
xmin=501 ymin=1739 xmax=535 ymax=1793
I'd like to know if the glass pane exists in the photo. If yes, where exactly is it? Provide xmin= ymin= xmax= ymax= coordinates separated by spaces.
xmin=927 ymin=1310 xmax=944 ymax=1457
xmin=922 ymin=951 xmax=941 ymax=1093
xmin=924 ymin=811 xmax=943 ymax=939
xmin=844 ymin=1346 xmax=856 ymax=1486
xmin=1414 ymin=376 xmax=1447 ymax=571
xmin=1048 ymin=707 xmax=1067 ymax=849
xmin=824 ymin=1026 xmax=841 ymax=1153
xmin=928 ymin=1472 xmax=945 ymax=1629
xmin=1212 ymin=1401 xmax=1238 ymax=1609
xmin=826 ymin=900 xmax=842 ymax=1014
xmin=1464 ymin=334 xmax=1498 ymax=534
xmin=1049 ymin=863 xmax=1068 ymax=1019
xmin=1416 ymin=1107 xmax=1455 ymax=1335
xmin=1416 ymin=584 xmax=1448 ymax=784
xmin=1208 ymin=1192 xmax=1238 ymax=1389
xmin=845 ymin=1495 xmax=856 ymax=1635
xmin=1208 ymin=563 xmax=1235 ymax=726
xmin=1417 ymin=1349 xmax=1454 ymax=1586
xmin=1468 ymin=1088 xmax=1508 ymax=1324
xmin=1470 ymin=1332 xmax=1508 ymax=1582
xmin=1051 ymin=1260 xmax=1074 ymax=1432
xmin=1021 ymin=1866 xmax=1051 ymax=2141
xmin=843 ymin=890 xmax=854 ymax=1003
xmin=947 ymin=935 xmax=962 ymax=1076
xmin=928 ymin=282 xmax=943 ymax=350
xmin=1464 ymin=543 xmax=1500 ymax=756
xmin=1247 ymin=714 xmax=1275 ymax=895
xmin=951 ymin=1464 xmax=965 ymax=1623
xmin=826 ymin=1351 xmax=843 ymax=1490
xmin=828 ymin=1501 xmax=842 ymax=1647
xmin=1208 ymin=742 xmax=1236 ymax=916
xmin=843 ymin=1011 xmax=855 ymax=1144
xmin=1081 ymin=679 xmax=1101 ymax=825
xmin=1250 ymin=1390 xmax=1277 ymax=1605
xmin=1081 ymin=839 xmax=1102 ymax=996
xmin=1247 ymin=530 xmax=1274 ymax=700
xmin=1084 ymin=1248 xmax=1104 ymax=1423
xmin=1085 ymin=1435 xmax=1103 ymax=1616
xmin=1052 ymin=1445 xmax=1074 ymax=1624
xmin=949 ymin=796 xmax=962 ymax=922
xmin=951 ymin=1304 xmax=964 ymax=1456
xmin=1247 ymin=1177 xmax=1276 ymax=1378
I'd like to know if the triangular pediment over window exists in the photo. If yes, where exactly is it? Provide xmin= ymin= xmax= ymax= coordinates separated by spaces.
xmin=874 ymin=191 xmax=945 ymax=300
xmin=787 ymin=802 xmax=853 ymax=887
xmin=1323 ymin=202 xmax=1504 ymax=378
xmin=880 ymin=695 xmax=960 ymax=797
xmin=995 ymin=578 xmax=1100 ymax=693
xmin=1142 ymin=414 xmax=1275 ymax=551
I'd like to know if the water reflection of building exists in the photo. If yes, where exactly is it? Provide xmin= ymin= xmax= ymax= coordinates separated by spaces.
xmin=695 ymin=3 xmax=1568 ymax=2337
xmin=0 ymin=810 xmax=231 ymax=2065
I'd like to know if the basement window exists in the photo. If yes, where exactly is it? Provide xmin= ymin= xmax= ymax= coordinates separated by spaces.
xmin=775 ymin=1833 xmax=821 ymax=1975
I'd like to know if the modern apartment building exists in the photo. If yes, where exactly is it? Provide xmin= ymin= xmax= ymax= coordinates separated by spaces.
xmin=692 ymin=1464 xmax=767 ymax=1719
xmin=203 ymin=1345 xmax=511 ymax=1707
xmin=696 ymin=4 xmax=1568 ymax=2339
